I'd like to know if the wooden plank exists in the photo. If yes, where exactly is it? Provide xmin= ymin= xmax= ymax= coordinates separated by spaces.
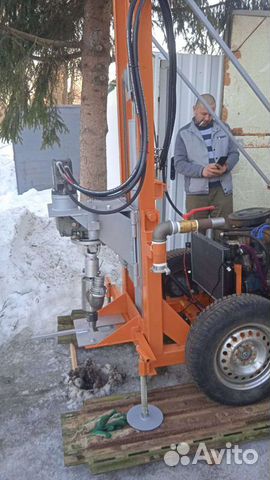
xmin=57 ymin=310 xmax=86 ymax=345
xmin=62 ymin=420 xmax=270 ymax=473
xmin=70 ymin=343 xmax=78 ymax=370
xmin=57 ymin=315 xmax=76 ymax=345
xmin=61 ymin=383 xmax=270 ymax=474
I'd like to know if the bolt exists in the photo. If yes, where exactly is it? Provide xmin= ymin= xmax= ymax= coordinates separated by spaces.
xmin=146 ymin=211 xmax=157 ymax=222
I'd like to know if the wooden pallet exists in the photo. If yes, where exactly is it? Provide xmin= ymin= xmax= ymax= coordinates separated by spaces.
xmin=58 ymin=310 xmax=86 ymax=370
xmin=57 ymin=310 xmax=86 ymax=346
xmin=61 ymin=383 xmax=270 ymax=474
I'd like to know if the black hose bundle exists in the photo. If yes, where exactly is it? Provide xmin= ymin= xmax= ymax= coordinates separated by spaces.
xmin=158 ymin=1 xmax=177 ymax=171
xmin=57 ymin=0 xmax=148 ymax=214
xmin=157 ymin=1 xmax=183 ymax=217
xmin=57 ymin=0 xmax=182 ymax=216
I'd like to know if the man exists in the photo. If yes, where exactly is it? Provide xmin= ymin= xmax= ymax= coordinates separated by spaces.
xmin=174 ymin=93 xmax=239 ymax=220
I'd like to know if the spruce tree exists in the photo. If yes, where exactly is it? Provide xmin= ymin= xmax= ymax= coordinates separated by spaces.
xmin=0 ymin=1 xmax=268 ymax=188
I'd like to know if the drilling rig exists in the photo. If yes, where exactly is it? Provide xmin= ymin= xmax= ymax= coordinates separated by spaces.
xmin=46 ymin=0 xmax=270 ymax=430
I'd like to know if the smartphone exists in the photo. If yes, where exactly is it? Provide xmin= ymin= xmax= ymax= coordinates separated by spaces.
xmin=215 ymin=156 xmax=227 ymax=167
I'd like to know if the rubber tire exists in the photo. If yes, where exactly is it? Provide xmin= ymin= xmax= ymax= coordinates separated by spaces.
xmin=185 ymin=293 xmax=270 ymax=405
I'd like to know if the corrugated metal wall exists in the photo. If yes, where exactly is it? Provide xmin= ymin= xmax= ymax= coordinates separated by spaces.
xmin=223 ymin=11 xmax=270 ymax=210
xmin=13 ymin=106 xmax=80 ymax=194
xmin=13 ymin=97 xmax=120 ymax=194
xmin=154 ymin=52 xmax=224 ymax=249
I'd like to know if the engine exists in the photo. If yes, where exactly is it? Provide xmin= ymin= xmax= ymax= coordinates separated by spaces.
xmin=191 ymin=207 xmax=270 ymax=299
xmin=166 ymin=207 xmax=270 ymax=300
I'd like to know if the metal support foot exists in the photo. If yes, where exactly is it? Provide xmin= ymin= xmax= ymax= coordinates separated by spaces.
xmin=127 ymin=376 xmax=163 ymax=431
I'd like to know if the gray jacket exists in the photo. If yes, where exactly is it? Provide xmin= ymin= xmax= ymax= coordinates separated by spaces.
xmin=174 ymin=120 xmax=239 ymax=195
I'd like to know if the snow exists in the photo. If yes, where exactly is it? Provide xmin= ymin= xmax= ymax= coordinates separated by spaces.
xmin=1 ymin=148 xmax=269 ymax=480
xmin=0 ymin=87 xmax=121 ymax=345
xmin=0 ymin=142 xmax=120 ymax=343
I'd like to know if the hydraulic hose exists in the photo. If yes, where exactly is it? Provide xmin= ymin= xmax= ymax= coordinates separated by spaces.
xmin=57 ymin=0 xmax=181 ymax=218
xmin=57 ymin=0 xmax=148 ymax=213
xmin=156 ymin=1 xmax=183 ymax=217
xmin=158 ymin=0 xmax=177 ymax=170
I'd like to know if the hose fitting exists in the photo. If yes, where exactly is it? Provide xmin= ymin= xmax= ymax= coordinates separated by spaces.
xmin=152 ymin=217 xmax=225 ymax=273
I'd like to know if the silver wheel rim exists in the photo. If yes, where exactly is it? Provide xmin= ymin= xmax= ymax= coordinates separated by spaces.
xmin=214 ymin=324 xmax=270 ymax=390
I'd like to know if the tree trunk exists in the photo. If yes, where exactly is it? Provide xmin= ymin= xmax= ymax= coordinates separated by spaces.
xmin=80 ymin=0 xmax=111 ymax=191
xmin=53 ymin=65 xmax=69 ymax=105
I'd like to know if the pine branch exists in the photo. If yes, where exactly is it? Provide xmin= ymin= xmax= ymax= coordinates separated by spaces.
xmin=0 ymin=24 xmax=81 ymax=49
xmin=30 ymin=51 xmax=81 ymax=62
xmin=201 ymin=1 xmax=226 ymax=9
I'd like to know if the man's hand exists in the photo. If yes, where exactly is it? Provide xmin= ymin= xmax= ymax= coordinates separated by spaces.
xmin=202 ymin=163 xmax=227 ymax=178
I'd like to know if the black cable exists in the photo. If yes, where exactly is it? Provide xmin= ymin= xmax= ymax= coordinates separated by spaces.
xmin=210 ymin=262 xmax=226 ymax=298
xmin=55 ymin=0 xmax=148 ymax=213
xmin=58 ymin=0 xmax=182 ymax=218
xmin=169 ymin=271 xmax=205 ymax=311
xmin=158 ymin=0 xmax=177 ymax=170
xmin=162 ymin=166 xmax=183 ymax=217
xmin=66 ymin=176 xmax=145 ymax=215
xmin=157 ymin=0 xmax=183 ymax=217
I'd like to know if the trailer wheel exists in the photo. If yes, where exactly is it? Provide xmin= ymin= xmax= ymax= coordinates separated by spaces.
xmin=186 ymin=294 xmax=270 ymax=405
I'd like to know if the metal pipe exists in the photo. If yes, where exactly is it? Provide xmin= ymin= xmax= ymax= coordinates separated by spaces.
xmin=152 ymin=220 xmax=177 ymax=243
xmin=33 ymin=328 xmax=89 ymax=340
xmin=140 ymin=376 xmax=149 ymax=417
xmin=185 ymin=0 xmax=270 ymax=113
xmin=153 ymin=217 xmax=225 ymax=243
xmin=152 ymin=217 xmax=225 ymax=273
xmin=152 ymin=36 xmax=270 ymax=187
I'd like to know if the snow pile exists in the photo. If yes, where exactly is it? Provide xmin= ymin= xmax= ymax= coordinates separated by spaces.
xmin=0 ymin=143 xmax=120 ymax=343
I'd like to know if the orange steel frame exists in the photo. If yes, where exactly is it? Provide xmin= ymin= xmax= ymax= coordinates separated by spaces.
xmin=85 ymin=0 xmax=209 ymax=375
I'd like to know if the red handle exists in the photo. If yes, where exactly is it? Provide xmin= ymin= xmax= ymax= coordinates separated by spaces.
xmin=183 ymin=205 xmax=216 ymax=220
